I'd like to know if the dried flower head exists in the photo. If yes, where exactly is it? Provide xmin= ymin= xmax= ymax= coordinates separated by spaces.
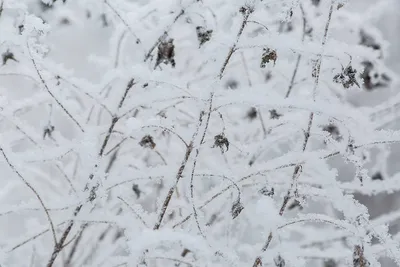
xmin=213 ymin=133 xmax=229 ymax=153
xmin=43 ymin=125 xmax=55 ymax=140
xmin=269 ymin=109 xmax=282 ymax=119
xmin=259 ymin=186 xmax=274 ymax=197
xmin=261 ymin=48 xmax=277 ymax=67
xmin=2 ymin=50 xmax=18 ymax=65
xmin=139 ymin=135 xmax=156 ymax=149
xmin=155 ymin=38 xmax=176 ymax=69
xmin=196 ymin=26 xmax=213 ymax=47
xmin=333 ymin=65 xmax=360 ymax=89
xmin=322 ymin=123 xmax=342 ymax=142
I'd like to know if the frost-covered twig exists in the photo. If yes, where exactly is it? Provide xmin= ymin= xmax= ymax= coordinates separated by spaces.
xmin=0 ymin=147 xmax=58 ymax=246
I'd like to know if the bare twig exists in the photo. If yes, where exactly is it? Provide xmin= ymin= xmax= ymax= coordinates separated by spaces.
xmin=0 ymin=147 xmax=58 ymax=246
xmin=251 ymin=2 xmax=335 ymax=266
xmin=104 ymin=0 xmax=141 ymax=44
xmin=27 ymin=42 xmax=85 ymax=132
xmin=46 ymin=78 xmax=137 ymax=267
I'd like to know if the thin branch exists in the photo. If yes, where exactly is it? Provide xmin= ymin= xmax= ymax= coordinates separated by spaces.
xmin=27 ymin=42 xmax=85 ymax=132
xmin=104 ymin=0 xmax=141 ymax=44
xmin=285 ymin=3 xmax=307 ymax=98
xmin=0 ymin=147 xmax=57 ymax=246
xmin=219 ymin=8 xmax=252 ymax=79
xmin=118 ymin=196 xmax=149 ymax=227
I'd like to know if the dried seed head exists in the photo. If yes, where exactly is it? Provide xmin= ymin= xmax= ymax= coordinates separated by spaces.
xmin=324 ymin=259 xmax=337 ymax=267
xmin=259 ymin=186 xmax=274 ymax=197
xmin=333 ymin=65 xmax=360 ymax=89
xmin=274 ymin=255 xmax=285 ymax=267
xmin=2 ymin=50 xmax=18 ymax=65
xmin=322 ymin=123 xmax=342 ymax=142
xmin=139 ymin=135 xmax=156 ymax=149
xmin=288 ymin=199 xmax=303 ymax=211
xmin=213 ymin=133 xmax=229 ymax=153
xmin=246 ymin=107 xmax=258 ymax=120
xmin=196 ymin=26 xmax=213 ymax=47
xmin=261 ymin=48 xmax=277 ymax=68
xmin=269 ymin=109 xmax=282 ymax=119
xmin=155 ymin=38 xmax=176 ymax=69
xmin=43 ymin=125 xmax=55 ymax=140
xmin=231 ymin=198 xmax=244 ymax=219
xmin=371 ymin=172 xmax=383 ymax=181
xmin=225 ymin=79 xmax=239 ymax=89
xmin=360 ymin=61 xmax=391 ymax=91
xmin=132 ymin=184 xmax=141 ymax=198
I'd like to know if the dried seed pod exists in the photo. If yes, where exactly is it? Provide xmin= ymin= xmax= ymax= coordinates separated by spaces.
xmin=259 ymin=186 xmax=274 ymax=197
xmin=139 ymin=135 xmax=156 ymax=149
xmin=333 ymin=65 xmax=360 ymax=89
xmin=269 ymin=109 xmax=282 ymax=119
xmin=260 ymin=48 xmax=277 ymax=67
xmin=274 ymin=255 xmax=285 ymax=267
xmin=371 ymin=172 xmax=383 ymax=181
xmin=231 ymin=198 xmax=244 ymax=219
xmin=155 ymin=38 xmax=176 ymax=69
xmin=225 ymin=79 xmax=239 ymax=89
xmin=322 ymin=123 xmax=342 ymax=142
xmin=132 ymin=184 xmax=141 ymax=198
xmin=213 ymin=133 xmax=229 ymax=153
xmin=288 ymin=199 xmax=303 ymax=210
xmin=246 ymin=107 xmax=258 ymax=120
xmin=196 ymin=26 xmax=213 ymax=47
xmin=2 ymin=50 xmax=18 ymax=65
xmin=43 ymin=125 xmax=55 ymax=140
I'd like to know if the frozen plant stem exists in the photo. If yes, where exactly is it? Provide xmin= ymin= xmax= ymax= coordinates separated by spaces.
xmin=46 ymin=79 xmax=136 ymax=267
xmin=285 ymin=4 xmax=307 ymax=99
xmin=0 ymin=147 xmax=57 ymax=246
xmin=219 ymin=8 xmax=252 ymax=79
xmin=153 ymin=6 xmax=252 ymax=230
xmin=27 ymin=42 xmax=85 ymax=133
xmin=251 ymin=2 xmax=335 ymax=266
xmin=104 ymin=0 xmax=141 ymax=44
